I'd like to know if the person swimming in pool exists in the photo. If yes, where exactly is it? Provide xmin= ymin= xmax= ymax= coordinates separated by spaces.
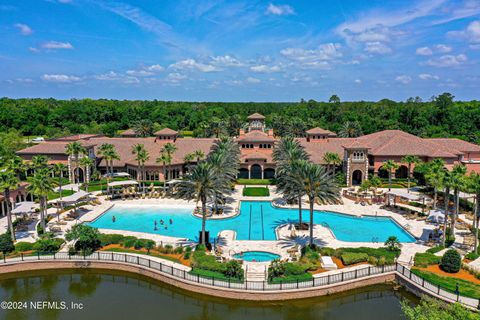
xmin=169 ymin=218 xmax=173 ymax=224
xmin=160 ymin=219 xmax=164 ymax=225
xmin=112 ymin=216 xmax=116 ymax=223
xmin=154 ymin=220 xmax=158 ymax=231
xmin=165 ymin=226 xmax=168 ymax=230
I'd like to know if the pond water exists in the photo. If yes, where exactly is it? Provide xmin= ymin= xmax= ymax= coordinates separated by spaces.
xmin=0 ymin=269 xmax=417 ymax=320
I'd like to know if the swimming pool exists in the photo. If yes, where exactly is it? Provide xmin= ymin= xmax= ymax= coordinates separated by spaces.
xmin=88 ymin=201 xmax=416 ymax=243
xmin=233 ymin=251 xmax=280 ymax=262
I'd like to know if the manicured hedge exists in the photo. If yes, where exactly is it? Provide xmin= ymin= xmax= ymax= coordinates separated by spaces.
xmin=242 ymin=187 xmax=270 ymax=196
xmin=341 ymin=252 xmax=368 ymax=265
xmin=237 ymin=179 xmax=274 ymax=185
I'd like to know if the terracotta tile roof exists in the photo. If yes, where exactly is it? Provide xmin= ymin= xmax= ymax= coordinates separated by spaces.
xmin=17 ymin=141 xmax=96 ymax=155
xmin=306 ymin=127 xmax=337 ymax=136
xmin=298 ymin=138 xmax=352 ymax=164
xmin=247 ymin=113 xmax=265 ymax=120
xmin=236 ymin=131 xmax=275 ymax=143
xmin=241 ymin=151 xmax=272 ymax=162
xmin=52 ymin=134 xmax=103 ymax=141
xmin=427 ymin=138 xmax=480 ymax=153
xmin=342 ymin=139 xmax=371 ymax=149
xmin=154 ymin=128 xmax=178 ymax=136
xmin=354 ymin=130 xmax=459 ymax=158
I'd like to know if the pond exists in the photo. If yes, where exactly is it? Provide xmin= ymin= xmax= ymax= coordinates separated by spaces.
xmin=0 ymin=269 xmax=417 ymax=320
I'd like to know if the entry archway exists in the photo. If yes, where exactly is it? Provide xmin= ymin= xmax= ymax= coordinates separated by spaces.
xmin=395 ymin=165 xmax=409 ymax=179
xmin=250 ymin=164 xmax=262 ymax=179
xmin=352 ymin=170 xmax=363 ymax=186
xmin=264 ymin=168 xmax=275 ymax=179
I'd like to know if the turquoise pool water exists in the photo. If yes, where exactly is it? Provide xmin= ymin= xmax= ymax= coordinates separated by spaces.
xmin=233 ymin=251 xmax=280 ymax=262
xmin=88 ymin=201 xmax=416 ymax=243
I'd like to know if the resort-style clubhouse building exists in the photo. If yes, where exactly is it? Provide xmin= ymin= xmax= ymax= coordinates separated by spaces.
xmin=16 ymin=113 xmax=480 ymax=187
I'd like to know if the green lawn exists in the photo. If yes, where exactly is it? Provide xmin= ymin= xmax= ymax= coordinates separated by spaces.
xmin=269 ymin=273 xmax=313 ymax=284
xmin=100 ymin=247 xmax=181 ymax=264
xmin=47 ymin=189 xmax=75 ymax=200
xmin=190 ymin=268 xmax=243 ymax=283
xmin=242 ymin=187 xmax=270 ymax=197
xmin=411 ymin=268 xmax=480 ymax=299
xmin=237 ymin=178 xmax=274 ymax=185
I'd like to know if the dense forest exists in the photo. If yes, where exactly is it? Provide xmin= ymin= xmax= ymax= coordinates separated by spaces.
xmin=0 ymin=93 xmax=479 ymax=145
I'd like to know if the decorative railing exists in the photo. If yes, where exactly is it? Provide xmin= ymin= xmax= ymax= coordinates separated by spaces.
xmin=1 ymin=252 xmax=478 ymax=308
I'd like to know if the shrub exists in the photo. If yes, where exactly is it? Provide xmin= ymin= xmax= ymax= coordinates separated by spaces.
xmin=33 ymin=238 xmax=64 ymax=253
xmin=368 ymin=256 xmax=378 ymax=265
xmin=378 ymin=256 xmax=386 ymax=266
xmin=225 ymin=260 xmax=244 ymax=280
xmin=384 ymin=236 xmax=402 ymax=252
xmin=441 ymin=249 xmax=461 ymax=273
xmin=183 ymin=247 xmax=192 ymax=259
xmin=15 ymin=242 xmax=34 ymax=252
xmin=284 ymin=262 xmax=309 ymax=275
xmin=341 ymin=252 xmax=368 ymax=265
xmin=68 ymin=245 xmax=77 ymax=256
xmin=302 ymin=246 xmax=320 ymax=263
xmin=268 ymin=259 xmax=286 ymax=280
xmin=144 ymin=240 xmax=155 ymax=253
xmin=465 ymin=252 xmax=480 ymax=261
xmin=414 ymin=252 xmax=441 ymax=268
xmin=0 ymin=233 xmax=14 ymax=255
xmin=99 ymin=234 xmax=125 ymax=246
xmin=65 ymin=225 xmax=101 ymax=255
xmin=319 ymin=247 xmax=336 ymax=256
xmin=174 ymin=246 xmax=184 ymax=254
xmin=122 ymin=236 xmax=137 ymax=248
xmin=133 ymin=239 xmax=145 ymax=250
xmin=163 ymin=244 xmax=173 ymax=254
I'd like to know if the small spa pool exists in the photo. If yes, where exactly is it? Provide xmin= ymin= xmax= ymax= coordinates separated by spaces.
xmin=233 ymin=251 xmax=280 ymax=262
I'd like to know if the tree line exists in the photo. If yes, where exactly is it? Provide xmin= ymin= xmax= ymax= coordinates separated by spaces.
xmin=0 ymin=93 xmax=479 ymax=144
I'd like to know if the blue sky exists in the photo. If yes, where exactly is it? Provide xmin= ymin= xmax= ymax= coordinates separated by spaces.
xmin=1 ymin=0 xmax=479 ymax=101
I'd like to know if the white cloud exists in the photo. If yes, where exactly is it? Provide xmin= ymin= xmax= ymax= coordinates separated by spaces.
xmin=281 ymin=43 xmax=342 ymax=61
xmin=94 ymin=71 xmax=121 ymax=81
xmin=41 ymin=41 xmax=73 ymax=50
xmin=14 ymin=23 xmax=32 ymax=35
xmin=395 ymin=75 xmax=411 ymax=84
xmin=166 ymin=73 xmax=187 ymax=83
xmin=246 ymin=77 xmax=261 ymax=83
xmin=266 ymin=3 xmax=295 ymax=16
xmin=169 ymin=59 xmax=220 ymax=72
xmin=435 ymin=44 xmax=452 ymax=53
xmin=354 ymin=79 xmax=362 ymax=84
xmin=418 ymin=73 xmax=440 ymax=80
xmin=250 ymin=64 xmax=281 ymax=73
xmin=425 ymin=54 xmax=467 ymax=67
xmin=126 ymin=69 xmax=154 ymax=77
xmin=416 ymin=46 xmax=433 ymax=56
xmin=364 ymin=42 xmax=392 ymax=54
xmin=447 ymin=20 xmax=480 ymax=45
xmin=58 ymin=0 xmax=73 ymax=3
xmin=210 ymin=55 xmax=243 ymax=67
xmin=123 ymin=76 xmax=140 ymax=84
xmin=42 ymin=74 xmax=80 ymax=82
xmin=146 ymin=64 xmax=164 ymax=72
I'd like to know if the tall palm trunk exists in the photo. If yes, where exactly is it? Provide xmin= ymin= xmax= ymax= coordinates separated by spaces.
xmin=5 ymin=189 xmax=15 ymax=241
xmin=40 ymin=196 xmax=46 ymax=232
xmin=388 ymin=172 xmax=392 ymax=191
xmin=201 ymin=194 xmax=207 ymax=245
xmin=162 ymin=162 xmax=167 ymax=195
xmin=407 ymin=165 xmax=411 ymax=193
xmin=453 ymin=188 xmax=459 ymax=235
xmin=433 ymin=186 xmax=438 ymax=210
xmin=298 ymin=195 xmax=303 ymax=228
xmin=474 ymin=195 xmax=478 ymax=254
xmin=443 ymin=187 xmax=450 ymax=247
xmin=309 ymin=197 xmax=314 ymax=247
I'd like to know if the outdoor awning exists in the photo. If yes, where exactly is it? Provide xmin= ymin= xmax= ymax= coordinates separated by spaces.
xmin=104 ymin=172 xmax=130 ymax=178
xmin=107 ymin=180 xmax=139 ymax=187
xmin=386 ymin=190 xmax=423 ymax=201
xmin=427 ymin=210 xmax=446 ymax=224
xmin=166 ymin=179 xmax=182 ymax=185
xmin=11 ymin=201 xmax=39 ymax=214
xmin=52 ymin=190 xmax=90 ymax=204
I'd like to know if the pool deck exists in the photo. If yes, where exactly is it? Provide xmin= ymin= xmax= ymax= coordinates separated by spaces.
xmin=5 ymin=185 xmax=475 ymax=277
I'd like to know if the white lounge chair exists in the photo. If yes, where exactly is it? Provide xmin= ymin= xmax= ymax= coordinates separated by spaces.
xmin=320 ymin=256 xmax=337 ymax=270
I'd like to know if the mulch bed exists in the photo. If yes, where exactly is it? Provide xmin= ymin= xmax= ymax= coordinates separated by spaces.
xmin=416 ymin=264 xmax=480 ymax=284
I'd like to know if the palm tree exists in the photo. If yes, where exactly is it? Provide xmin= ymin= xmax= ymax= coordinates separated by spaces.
xmin=65 ymin=142 xmax=86 ymax=184
xmin=97 ymin=143 xmax=120 ymax=178
xmin=161 ymin=142 xmax=178 ymax=181
xmin=5 ymin=156 xmax=26 ymax=180
xmin=137 ymin=149 xmax=149 ymax=193
xmin=289 ymin=161 xmax=340 ymax=247
xmin=183 ymin=153 xmax=195 ymax=164
xmin=156 ymin=152 xmax=171 ymax=194
xmin=79 ymin=157 xmax=94 ymax=192
xmin=450 ymin=164 xmax=467 ymax=234
xmin=338 ymin=121 xmax=363 ymax=138
xmin=368 ymin=175 xmax=382 ymax=195
xmin=193 ymin=150 xmax=205 ymax=163
xmin=31 ymin=155 xmax=48 ymax=173
xmin=0 ymin=170 xmax=19 ymax=241
xmin=425 ymin=159 xmax=445 ymax=210
xmin=401 ymin=155 xmax=420 ymax=193
xmin=27 ymin=168 xmax=55 ymax=234
xmin=131 ymin=143 xmax=147 ymax=186
xmin=381 ymin=160 xmax=399 ymax=194
xmin=442 ymin=169 xmax=453 ymax=247
xmin=174 ymin=162 xmax=229 ymax=245
xmin=470 ymin=172 xmax=480 ymax=254
xmin=273 ymin=137 xmax=309 ymax=227
xmin=52 ymin=163 xmax=67 ymax=210
xmin=323 ymin=152 xmax=342 ymax=177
